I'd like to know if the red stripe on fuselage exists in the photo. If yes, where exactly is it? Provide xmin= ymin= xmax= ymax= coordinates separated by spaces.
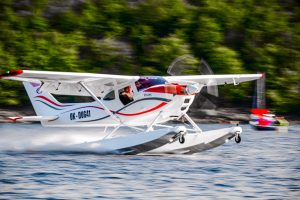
xmin=115 ymin=102 xmax=168 ymax=116
xmin=35 ymin=96 xmax=72 ymax=107
xmin=60 ymin=101 xmax=168 ymax=117
xmin=144 ymin=85 xmax=188 ymax=95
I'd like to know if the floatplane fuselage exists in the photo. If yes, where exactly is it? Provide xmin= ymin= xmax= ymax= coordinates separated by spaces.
xmin=1 ymin=69 xmax=262 ymax=154
xmin=23 ymin=77 xmax=195 ymax=128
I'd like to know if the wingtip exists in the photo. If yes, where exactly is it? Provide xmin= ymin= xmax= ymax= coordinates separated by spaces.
xmin=0 ymin=69 xmax=23 ymax=79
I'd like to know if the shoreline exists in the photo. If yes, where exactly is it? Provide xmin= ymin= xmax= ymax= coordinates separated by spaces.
xmin=1 ymin=107 xmax=299 ymax=125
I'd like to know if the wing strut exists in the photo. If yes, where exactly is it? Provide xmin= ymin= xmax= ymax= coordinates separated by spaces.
xmin=79 ymin=81 xmax=122 ymax=124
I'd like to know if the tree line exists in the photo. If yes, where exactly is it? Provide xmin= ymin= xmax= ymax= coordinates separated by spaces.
xmin=0 ymin=0 xmax=299 ymax=114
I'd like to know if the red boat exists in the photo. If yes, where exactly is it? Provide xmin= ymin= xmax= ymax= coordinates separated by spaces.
xmin=249 ymin=74 xmax=288 ymax=131
xmin=249 ymin=108 xmax=288 ymax=130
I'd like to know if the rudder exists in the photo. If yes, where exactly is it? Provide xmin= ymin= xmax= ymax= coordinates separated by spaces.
xmin=23 ymin=82 xmax=67 ymax=116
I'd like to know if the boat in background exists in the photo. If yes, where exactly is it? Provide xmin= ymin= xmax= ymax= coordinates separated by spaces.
xmin=249 ymin=108 xmax=289 ymax=131
xmin=249 ymin=74 xmax=289 ymax=131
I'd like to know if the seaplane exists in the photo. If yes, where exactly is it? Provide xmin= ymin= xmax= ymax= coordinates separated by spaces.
xmin=0 ymin=66 xmax=262 ymax=154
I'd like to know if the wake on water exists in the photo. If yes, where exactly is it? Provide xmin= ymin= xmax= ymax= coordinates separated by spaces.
xmin=0 ymin=124 xmax=133 ymax=154
xmin=1 ymin=124 xmax=299 ymax=199
xmin=1 ymin=123 xmax=299 ymax=155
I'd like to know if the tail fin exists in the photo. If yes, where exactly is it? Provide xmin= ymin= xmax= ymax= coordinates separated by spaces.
xmin=23 ymin=82 xmax=69 ymax=116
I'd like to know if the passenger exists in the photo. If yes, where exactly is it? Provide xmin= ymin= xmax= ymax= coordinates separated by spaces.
xmin=120 ymin=86 xmax=134 ymax=105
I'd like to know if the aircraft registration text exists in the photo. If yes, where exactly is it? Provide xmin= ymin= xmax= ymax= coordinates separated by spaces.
xmin=70 ymin=110 xmax=91 ymax=120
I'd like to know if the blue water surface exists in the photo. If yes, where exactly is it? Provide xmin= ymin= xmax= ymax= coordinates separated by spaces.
xmin=0 ymin=124 xmax=299 ymax=199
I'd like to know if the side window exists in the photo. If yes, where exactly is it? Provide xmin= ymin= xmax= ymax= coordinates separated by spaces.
xmin=103 ymin=90 xmax=115 ymax=101
xmin=119 ymin=86 xmax=134 ymax=105
xmin=52 ymin=94 xmax=95 ymax=103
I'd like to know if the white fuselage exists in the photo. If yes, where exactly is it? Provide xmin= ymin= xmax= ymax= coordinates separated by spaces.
xmin=33 ymin=80 xmax=195 ymax=127
xmin=42 ymin=94 xmax=194 ymax=127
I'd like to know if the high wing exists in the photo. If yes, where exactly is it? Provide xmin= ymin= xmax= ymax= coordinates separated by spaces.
xmin=0 ymin=70 xmax=262 ymax=96
xmin=0 ymin=70 xmax=139 ymax=96
xmin=164 ymin=74 xmax=262 ymax=86
xmin=0 ymin=69 xmax=138 ymax=83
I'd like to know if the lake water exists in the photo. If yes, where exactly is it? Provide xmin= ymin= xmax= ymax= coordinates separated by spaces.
xmin=0 ymin=124 xmax=299 ymax=199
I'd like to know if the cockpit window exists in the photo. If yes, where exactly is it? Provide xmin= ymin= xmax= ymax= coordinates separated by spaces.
xmin=135 ymin=77 xmax=167 ymax=91
xmin=103 ymin=90 xmax=115 ymax=100
xmin=119 ymin=86 xmax=134 ymax=105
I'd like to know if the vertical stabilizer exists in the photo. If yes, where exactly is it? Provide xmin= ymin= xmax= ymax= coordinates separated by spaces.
xmin=23 ymin=82 xmax=68 ymax=117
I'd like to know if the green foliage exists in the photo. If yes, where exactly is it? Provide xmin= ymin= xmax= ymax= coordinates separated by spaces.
xmin=0 ymin=0 xmax=299 ymax=115
xmin=145 ymin=34 xmax=191 ymax=73
xmin=132 ymin=0 xmax=189 ymax=37
xmin=192 ymin=16 xmax=223 ymax=56
xmin=208 ymin=46 xmax=243 ymax=73
xmin=80 ymin=38 xmax=134 ymax=73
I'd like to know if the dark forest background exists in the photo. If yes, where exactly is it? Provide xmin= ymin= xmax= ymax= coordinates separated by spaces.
xmin=0 ymin=0 xmax=299 ymax=115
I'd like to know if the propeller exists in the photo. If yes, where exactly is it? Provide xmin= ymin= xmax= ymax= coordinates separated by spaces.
xmin=199 ymin=59 xmax=219 ymax=97
xmin=167 ymin=55 xmax=219 ymax=109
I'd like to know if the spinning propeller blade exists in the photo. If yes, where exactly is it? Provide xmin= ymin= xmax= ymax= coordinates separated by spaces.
xmin=199 ymin=59 xmax=219 ymax=97
xmin=167 ymin=55 xmax=219 ymax=109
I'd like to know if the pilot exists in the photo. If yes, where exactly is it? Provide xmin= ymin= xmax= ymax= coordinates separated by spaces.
xmin=120 ymin=86 xmax=134 ymax=105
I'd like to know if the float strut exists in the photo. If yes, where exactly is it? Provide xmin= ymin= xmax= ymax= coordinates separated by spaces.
xmin=146 ymin=111 xmax=162 ymax=132
xmin=183 ymin=113 xmax=202 ymax=133
xmin=103 ymin=124 xmax=122 ymax=139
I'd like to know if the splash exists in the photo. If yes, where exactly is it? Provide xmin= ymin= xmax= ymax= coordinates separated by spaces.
xmin=0 ymin=124 xmax=129 ymax=153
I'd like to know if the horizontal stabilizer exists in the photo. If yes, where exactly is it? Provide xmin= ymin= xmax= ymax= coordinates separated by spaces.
xmin=7 ymin=116 xmax=58 ymax=123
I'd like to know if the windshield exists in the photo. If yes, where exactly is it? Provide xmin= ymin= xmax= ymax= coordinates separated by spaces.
xmin=135 ymin=77 xmax=167 ymax=91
